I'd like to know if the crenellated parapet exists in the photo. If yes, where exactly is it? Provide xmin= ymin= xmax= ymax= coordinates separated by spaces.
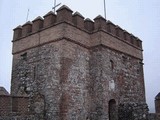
xmin=72 ymin=12 xmax=84 ymax=29
xmin=13 ymin=5 xmax=142 ymax=51
xmin=32 ymin=16 xmax=43 ymax=32
xmin=43 ymin=11 xmax=56 ymax=27
xmin=22 ymin=21 xmax=32 ymax=37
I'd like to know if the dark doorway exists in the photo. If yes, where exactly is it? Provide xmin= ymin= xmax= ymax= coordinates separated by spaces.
xmin=109 ymin=99 xmax=117 ymax=120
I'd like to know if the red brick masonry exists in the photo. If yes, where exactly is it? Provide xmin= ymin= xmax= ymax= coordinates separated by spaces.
xmin=0 ymin=95 xmax=29 ymax=116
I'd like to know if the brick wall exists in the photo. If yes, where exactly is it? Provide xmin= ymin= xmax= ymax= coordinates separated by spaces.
xmin=0 ymin=95 xmax=29 ymax=116
xmin=0 ymin=95 xmax=12 ymax=116
xmin=12 ymin=96 xmax=29 ymax=114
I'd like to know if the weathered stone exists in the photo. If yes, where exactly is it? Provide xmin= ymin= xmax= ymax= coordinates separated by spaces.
xmin=1 ymin=4 xmax=155 ymax=120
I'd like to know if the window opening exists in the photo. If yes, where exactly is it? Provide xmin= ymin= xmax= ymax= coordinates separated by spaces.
xmin=110 ymin=60 xmax=114 ymax=70
xmin=109 ymin=99 xmax=117 ymax=120
xmin=21 ymin=52 xmax=27 ymax=61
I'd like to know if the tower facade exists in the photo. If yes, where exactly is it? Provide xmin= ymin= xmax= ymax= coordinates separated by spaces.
xmin=155 ymin=93 xmax=160 ymax=114
xmin=11 ymin=5 xmax=148 ymax=120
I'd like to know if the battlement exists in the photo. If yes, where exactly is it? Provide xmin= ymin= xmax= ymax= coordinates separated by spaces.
xmin=13 ymin=5 xmax=142 ymax=49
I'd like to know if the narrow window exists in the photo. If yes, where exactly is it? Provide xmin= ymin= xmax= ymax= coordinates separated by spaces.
xmin=33 ymin=65 xmax=37 ymax=81
xmin=110 ymin=60 xmax=114 ymax=70
xmin=137 ymin=68 xmax=140 ymax=74
xmin=122 ymin=56 xmax=127 ymax=63
xmin=21 ymin=52 xmax=27 ymax=61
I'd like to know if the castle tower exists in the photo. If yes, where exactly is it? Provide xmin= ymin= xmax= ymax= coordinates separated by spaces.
xmin=11 ymin=5 xmax=148 ymax=120
xmin=0 ymin=87 xmax=9 ymax=95
xmin=155 ymin=92 xmax=160 ymax=113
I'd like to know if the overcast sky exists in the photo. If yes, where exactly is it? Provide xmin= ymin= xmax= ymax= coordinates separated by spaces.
xmin=0 ymin=0 xmax=160 ymax=113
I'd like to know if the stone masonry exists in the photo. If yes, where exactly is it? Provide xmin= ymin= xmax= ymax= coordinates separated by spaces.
xmin=155 ymin=93 xmax=160 ymax=114
xmin=0 ymin=87 xmax=9 ymax=95
xmin=0 ymin=5 xmax=151 ymax=120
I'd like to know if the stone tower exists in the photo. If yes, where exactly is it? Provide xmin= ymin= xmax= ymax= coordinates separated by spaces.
xmin=155 ymin=92 xmax=160 ymax=113
xmin=11 ymin=5 xmax=148 ymax=120
xmin=0 ymin=87 xmax=9 ymax=95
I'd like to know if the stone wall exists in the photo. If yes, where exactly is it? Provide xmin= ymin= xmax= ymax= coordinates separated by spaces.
xmin=88 ymin=45 xmax=146 ymax=119
xmin=118 ymin=103 xmax=148 ymax=120
xmin=10 ymin=41 xmax=147 ymax=119
xmin=11 ymin=40 xmax=91 ymax=119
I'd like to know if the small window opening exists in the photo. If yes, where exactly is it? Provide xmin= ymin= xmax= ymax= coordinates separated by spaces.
xmin=122 ymin=56 xmax=127 ymax=63
xmin=24 ymin=72 xmax=28 ymax=77
xmin=110 ymin=60 xmax=114 ymax=70
xmin=137 ymin=68 xmax=140 ymax=74
xmin=33 ymin=66 xmax=36 ymax=80
xmin=21 ymin=52 xmax=27 ymax=61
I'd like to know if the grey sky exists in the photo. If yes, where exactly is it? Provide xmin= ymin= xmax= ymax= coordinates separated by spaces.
xmin=0 ymin=0 xmax=160 ymax=113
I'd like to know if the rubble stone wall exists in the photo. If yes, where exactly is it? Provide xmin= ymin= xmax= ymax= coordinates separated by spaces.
xmin=88 ymin=45 xmax=146 ymax=120
xmin=118 ymin=103 xmax=148 ymax=120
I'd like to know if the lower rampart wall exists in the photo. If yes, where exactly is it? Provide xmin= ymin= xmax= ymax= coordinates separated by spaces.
xmin=0 ymin=115 xmax=36 ymax=120
xmin=0 ymin=94 xmax=159 ymax=120
xmin=0 ymin=95 xmax=29 ymax=116
xmin=148 ymin=113 xmax=160 ymax=120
